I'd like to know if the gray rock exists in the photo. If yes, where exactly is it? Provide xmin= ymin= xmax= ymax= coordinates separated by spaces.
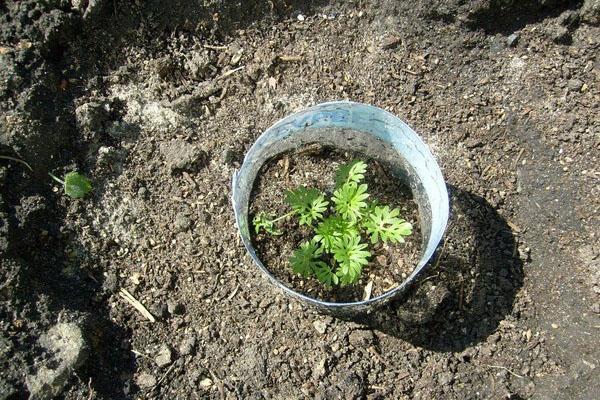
xmin=26 ymin=323 xmax=88 ymax=400
xmin=221 ymin=148 xmax=236 ymax=166
xmin=160 ymin=140 xmax=205 ymax=172
xmin=135 ymin=372 xmax=156 ymax=388
xmin=178 ymin=335 xmax=197 ymax=356
xmin=581 ymin=0 xmax=600 ymax=25
xmin=313 ymin=320 xmax=327 ymax=334
xmin=547 ymin=25 xmax=571 ymax=44
xmin=348 ymin=329 xmax=374 ymax=348
xmin=185 ymin=52 xmax=211 ymax=80
xmin=167 ymin=300 xmax=185 ymax=315
xmin=506 ymin=33 xmax=519 ymax=47
xmin=438 ymin=372 xmax=454 ymax=385
xmin=174 ymin=213 xmax=192 ymax=232
xmin=313 ymin=358 xmax=327 ymax=378
xmin=169 ymin=83 xmax=220 ymax=113
xmin=155 ymin=345 xmax=173 ymax=367
xmin=464 ymin=137 xmax=483 ymax=148
xmin=591 ymin=302 xmax=600 ymax=314
xmin=149 ymin=302 xmax=168 ymax=319
xmin=103 ymin=272 xmax=118 ymax=293
xmin=567 ymin=79 xmax=584 ymax=92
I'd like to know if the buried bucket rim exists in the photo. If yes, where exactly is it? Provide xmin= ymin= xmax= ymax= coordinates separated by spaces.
xmin=231 ymin=101 xmax=449 ymax=315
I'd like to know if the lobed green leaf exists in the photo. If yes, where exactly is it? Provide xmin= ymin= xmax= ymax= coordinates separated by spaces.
xmin=285 ymin=187 xmax=328 ymax=226
xmin=331 ymin=233 xmax=371 ymax=286
xmin=363 ymin=205 xmax=413 ymax=244
xmin=290 ymin=241 xmax=325 ymax=277
xmin=334 ymin=160 xmax=367 ymax=188
xmin=253 ymin=212 xmax=282 ymax=235
xmin=332 ymin=182 xmax=369 ymax=224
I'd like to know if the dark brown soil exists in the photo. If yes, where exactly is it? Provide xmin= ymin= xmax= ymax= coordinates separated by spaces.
xmin=250 ymin=145 xmax=421 ymax=302
xmin=1 ymin=0 xmax=599 ymax=399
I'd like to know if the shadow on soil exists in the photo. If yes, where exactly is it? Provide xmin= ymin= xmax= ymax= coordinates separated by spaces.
xmin=354 ymin=186 xmax=524 ymax=352
xmin=466 ymin=0 xmax=582 ymax=34
xmin=0 ymin=170 xmax=135 ymax=398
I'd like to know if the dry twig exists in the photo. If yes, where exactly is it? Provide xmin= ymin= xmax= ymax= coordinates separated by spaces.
xmin=118 ymin=288 xmax=156 ymax=322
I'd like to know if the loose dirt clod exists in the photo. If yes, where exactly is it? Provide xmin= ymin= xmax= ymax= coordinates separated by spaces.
xmin=26 ymin=323 xmax=88 ymax=400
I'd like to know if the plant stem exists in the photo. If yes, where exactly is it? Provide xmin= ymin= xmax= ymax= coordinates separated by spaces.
xmin=48 ymin=172 xmax=64 ymax=185
xmin=0 ymin=155 xmax=33 ymax=172
xmin=269 ymin=210 xmax=295 ymax=224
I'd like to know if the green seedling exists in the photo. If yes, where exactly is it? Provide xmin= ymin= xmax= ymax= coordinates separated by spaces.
xmin=49 ymin=171 xmax=92 ymax=198
xmin=1 ymin=155 xmax=92 ymax=199
xmin=253 ymin=159 xmax=413 ymax=286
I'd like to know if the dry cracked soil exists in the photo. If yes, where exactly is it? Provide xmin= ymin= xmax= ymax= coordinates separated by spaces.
xmin=0 ymin=0 xmax=599 ymax=399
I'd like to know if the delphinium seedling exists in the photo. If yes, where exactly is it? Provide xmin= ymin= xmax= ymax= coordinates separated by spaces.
xmin=48 ymin=171 xmax=93 ymax=198
xmin=253 ymin=160 xmax=413 ymax=286
xmin=0 ymin=156 xmax=93 ymax=199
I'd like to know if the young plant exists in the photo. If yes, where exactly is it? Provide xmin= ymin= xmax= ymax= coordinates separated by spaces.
xmin=49 ymin=171 xmax=93 ymax=198
xmin=253 ymin=159 xmax=413 ymax=286
xmin=1 ymin=155 xmax=93 ymax=199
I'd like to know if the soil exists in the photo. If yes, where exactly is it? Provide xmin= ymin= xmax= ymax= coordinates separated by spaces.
xmin=250 ymin=146 xmax=422 ymax=303
xmin=1 ymin=0 xmax=599 ymax=399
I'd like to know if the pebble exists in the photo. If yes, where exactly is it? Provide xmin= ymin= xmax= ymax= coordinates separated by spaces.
xmin=381 ymin=35 xmax=401 ymax=50
xmin=567 ymin=79 xmax=584 ymax=92
xmin=179 ymin=335 xmax=197 ymax=356
xmin=155 ymin=345 xmax=173 ymax=367
xmin=149 ymin=302 xmax=168 ymax=319
xmin=313 ymin=320 xmax=327 ymax=334
xmin=464 ymin=137 xmax=483 ymax=149
xmin=506 ymin=33 xmax=519 ymax=47
xmin=174 ymin=213 xmax=192 ymax=232
xmin=313 ymin=358 xmax=327 ymax=377
xmin=221 ymin=148 xmax=236 ymax=166
xmin=199 ymin=377 xmax=213 ymax=389
xmin=135 ymin=372 xmax=156 ymax=388
xmin=167 ymin=300 xmax=185 ymax=315
xmin=348 ymin=329 xmax=374 ymax=347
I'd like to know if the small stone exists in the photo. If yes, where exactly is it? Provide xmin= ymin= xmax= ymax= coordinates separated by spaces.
xmin=313 ymin=320 xmax=327 ymax=334
xmin=314 ymin=358 xmax=327 ymax=377
xmin=551 ymin=323 xmax=559 ymax=329
xmin=174 ymin=213 xmax=192 ymax=232
xmin=160 ymin=140 xmax=205 ymax=172
xmin=348 ymin=330 xmax=374 ymax=347
xmin=179 ymin=336 xmax=197 ymax=356
xmin=438 ymin=372 xmax=454 ymax=385
xmin=381 ymin=35 xmax=401 ymax=50
xmin=221 ymin=148 xmax=236 ymax=166
xmin=506 ymin=33 xmax=519 ymax=47
xmin=155 ymin=345 xmax=173 ymax=367
xmin=149 ymin=302 xmax=168 ymax=319
xmin=199 ymin=377 xmax=213 ymax=389
xmin=135 ymin=372 xmax=156 ymax=388
xmin=567 ymin=79 xmax=584 ymax=92
xmin=167 ymin=300 xmax=185 ymax=315
xmin=26 ymin=323 xmax=88 ymax=400
xmin=103 ymin=272 xmax=118 ymax=293
xmin=297 ymin=14 xmax=306 ymax=22
xmin=591 ymin=303 xmax=600 ymax=314
xmin=376 ymin=255 xmax=387 ymax=266
xmin=464 ymin=137 xmax=483 ymax=149
xmin=548 ymin=25 xmax=571 ymax=44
